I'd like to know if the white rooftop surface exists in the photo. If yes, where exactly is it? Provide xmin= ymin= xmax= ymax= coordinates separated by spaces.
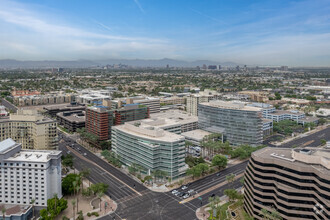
xmin=0 ymin=138 xmax=16 ymax=153
xmin=115 ymin=123 xmax=184 ymax=142
xmin=6 ymin=150 xmax=61 ymax=162
xmin=150 ymin=110 xmax=198 ymax=123
xmin=201 ymin=100 xmax=262 ymax=111
xmin=181 ymin=129 xmax=211 ymax=141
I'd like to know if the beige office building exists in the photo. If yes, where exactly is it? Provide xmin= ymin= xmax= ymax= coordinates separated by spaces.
xmin=245 ymin=147 xmax=330 ymax=220
xmin=0 ymin=110 xmax=57 ymax=150
xmin=186 ymin=90 xmax=220 ymax=116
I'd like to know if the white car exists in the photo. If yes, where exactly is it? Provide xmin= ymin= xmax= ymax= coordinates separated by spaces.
xmin=181 ymin=185 xmax=188 ymax=190
xmin=172 ymin=190 xmax=179 ymax=195
xmin=188 ymin=189 xmax=194 ymax=194
xmin=183 ymin=193 xmax=190 ymax=199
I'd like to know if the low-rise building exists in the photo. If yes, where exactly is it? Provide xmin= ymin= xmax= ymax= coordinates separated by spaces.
xmin=14 ymin=93 xmax=75 ymax=107
xmin=160 ymin=96 xmax=185 ymax=105
xmin=0 ymin=110 xmax=57 ymax=150
xmin=0 ymin=138 xmax=62 ymax=207
xmin=44 ymin=103 xmax=86 ymax=117
xmin=150 ymin=110 xmax=198 ymax=133
xmin=0 ymin=204 xmax=32 ymax=220
xmin=56 ymin=110 xmax=85 ymax=132
xmin=245 ymin=147 xmax=330 ymax=219
xmin=181 ymin=129 xmax=212 ymax=146
xmin=112 ymin=122 xmax=187 ymax=179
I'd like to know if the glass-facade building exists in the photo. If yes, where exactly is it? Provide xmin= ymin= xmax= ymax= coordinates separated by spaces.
xmin=112 ymin=122 xmax=187 ymax=179
xmin=198 ymin=101 xmax=263 ymax=146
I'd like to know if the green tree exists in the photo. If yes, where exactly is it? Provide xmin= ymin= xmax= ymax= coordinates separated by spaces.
xmin=224 ymin=189 xmax=238 ymax=202
xmin=196 ymin=163 xmax=209 ymax=176
xmin=2 ymin=207 xmax=6 ymax=220
xmin=320 ymin=139 xmax=327 ymax=146
xmin=226 ymin=173 xmax=235 ymax=185
xmin=212 ymin=155 xmax=228 ymax=169
xmin=71 ymin=200 xmax=76 ymax=220
xmin=30 ymin=198 xmax=36 ymax=219
xmin=79 ymin=168 xmax=91 ymax=189
xmin=62 ymin=174 xmax=80 ymax=195
xmin=62 ymin=154 xmax=74 ymax=169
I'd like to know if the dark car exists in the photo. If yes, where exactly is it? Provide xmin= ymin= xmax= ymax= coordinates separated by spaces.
xmin=177 ymin=192 xmax=185 ymax=197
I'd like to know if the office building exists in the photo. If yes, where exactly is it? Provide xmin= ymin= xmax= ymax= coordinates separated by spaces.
xmin=0 ymin=138 xmax=62 ymax=207
xmin=112 ymin=121 xmax=187 ymax=179
xmin=85 ymin=106 xmax=112 ymax=141
xmin=56 ymin=110 xmax=85 ymax=132
xmin=160 ymin=96 xmax=185 ymax=105
xmin=245 ymin=147 xmax=330 ymax=220
xmin=198 ymin=100 xmax=263 ymax=146
xmin=113 ymin=104 xmax=149 ymax=125
xmin=44 ymin=103 xmax=86 ymax=118
xmin=150 ymin=110 xmax=198 ymax=133
xmin=111 ymin=97 xmax=161 ymax=114
xmin=0 ymin=110 xmax=57 ymax=150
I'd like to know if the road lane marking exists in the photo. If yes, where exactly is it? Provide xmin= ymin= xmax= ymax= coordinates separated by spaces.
xmin=180 ymin=173 xmax=244 ymax=204
xmin=68 ymin=146 xmax=142 ymax=196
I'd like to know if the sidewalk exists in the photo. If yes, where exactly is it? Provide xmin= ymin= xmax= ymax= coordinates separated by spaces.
xmin=196 ymin=197 xmax=228 ymax=220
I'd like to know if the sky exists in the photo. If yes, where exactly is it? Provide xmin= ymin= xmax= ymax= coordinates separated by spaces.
xmin=1 ymin=0 xmax=330 ymax=66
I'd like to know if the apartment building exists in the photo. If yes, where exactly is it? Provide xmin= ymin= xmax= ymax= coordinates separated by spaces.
xmin=160 ymin=96 xmax=185 ymax=105
xmin=0 ymin=110 xmax=57 ymax=150
xmin=245 ymin=147 xmax=330 ymax=220
xmin=186 ymin=89 xmax=220 ymax=116
xmin=85 ymin=106 xmax=112 ymax=141
xmin=198 ymin=100 xmax=263 ymax=146
xmin=14 ymin=93 xmax=75 ymax=107
xmin=111 ymin=97 xmax=161 ymax=114
xmin=0 ymin=138 xmax=62 ymax=207
xmin=112 ymin=121 xmax=187 ymax=179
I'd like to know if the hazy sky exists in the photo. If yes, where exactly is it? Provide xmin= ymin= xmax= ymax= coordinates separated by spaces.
xmin=1 ymin=0 xmax=330 ymax=66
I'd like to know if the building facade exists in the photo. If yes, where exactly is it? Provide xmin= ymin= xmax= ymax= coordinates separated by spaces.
xmin=198 ymin=101 xmax=263 ymax=146
xmin=245 ymin=147 xmax=330 ymax=220
xmin=0 ymin=139 xmax=62 ymax=207
xmin=56 ymin=110 xmax=85 ymax=132
xmin=14 ymin=93 xmax=75 ymax=107
xmin=0 ymin=110 xmax=57 ymax=150
xmin=85 ymin=106 xmax=112 ymax=141
xmin=112 ymin=122 xmax=187 ymax=179
xmin=113 ymin=104 xmax=149 ymax=125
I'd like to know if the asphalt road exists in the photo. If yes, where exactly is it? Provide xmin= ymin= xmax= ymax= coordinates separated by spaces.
xmin=278 ymin=126 xmax=330 ymax=148
xmin=1 ymin=98 xmax=18 ymax=113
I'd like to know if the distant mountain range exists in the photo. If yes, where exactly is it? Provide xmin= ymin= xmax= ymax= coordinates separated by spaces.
xmin=0 ymin=58 xmax=239 ymax=69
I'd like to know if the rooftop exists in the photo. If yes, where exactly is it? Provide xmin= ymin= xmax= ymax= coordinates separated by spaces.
xmin=200 ymin=100 xmax=262 ymax=111
xmin=181 ymin=129 xmax=211 ymax=141
xmin=150 ymin=110 xmax=198 ymax=124
xmin=0 ymin=138 xmax=17 ymax=153
xmin=253 ymin=147 xmax=330 ymax=175
xmin=0 ymin=204 xmax=31 ymax=217
xmin=114 ymin=122 xmax=184 ymax=143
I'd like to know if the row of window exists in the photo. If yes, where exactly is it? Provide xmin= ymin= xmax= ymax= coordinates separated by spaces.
xmin=0 ymin=162 xmax=45 ymax=168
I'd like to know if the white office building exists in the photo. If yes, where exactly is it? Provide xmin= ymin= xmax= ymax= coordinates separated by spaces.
xmin=0 ymin=139 xmax=62 ymax=207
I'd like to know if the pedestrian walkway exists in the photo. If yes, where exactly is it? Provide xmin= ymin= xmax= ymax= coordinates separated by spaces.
xmin=196 ymin=197 xmax=228 ymax=220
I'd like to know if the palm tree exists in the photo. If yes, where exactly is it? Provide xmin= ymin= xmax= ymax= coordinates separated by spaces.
xmin=29 ymin=198 xmax=35 ymax=219
xmin=226 ymin=173 xmax=235 ymax=186
xmin=208 ymin=196 xmax=216 ymax=219
xmin=76 ymin=186 xmax=80 ymax=214
xmin=79 ymin=168 xmax=91 ymax=189
xmin=97 ymin=192 xmax=104 ymax=212
xmin=260 ymin=208 xmax=270 ymax=220
xmin=71 ymin=200 xmax=76 ymax=220
xmin=1 ymin=207 xmax=6 ymax=220
xmin=53 ymin=194 xmax=58 ymax=214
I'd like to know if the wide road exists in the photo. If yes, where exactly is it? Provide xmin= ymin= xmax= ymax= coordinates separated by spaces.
xmin=1 ymin=98 xmax=18 ymax=113
xmin=279 ymin=126 xmax=330 ymax=148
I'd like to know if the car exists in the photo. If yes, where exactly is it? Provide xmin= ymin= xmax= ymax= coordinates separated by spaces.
xmin=188 ymin=189 xmax=194 ymax=194
xmin=216 ymin=173 xmax=221 ymax=176
xmin=83 ymin=153 xmax=87 ymax=156
xmin=177 ymin=192 xmax=185 ymax=197
xmin=174 ymin=191 xmax=181 ymax=196
xmin=181 ymin=185 xmax=188 ymax=190
xmin=210 ymin=193 xmax=215 ymax=197
xmin=183 ymin=193 xmax=190 ymax=199
xmin=172 ymin=190 xmax=179 ymax=195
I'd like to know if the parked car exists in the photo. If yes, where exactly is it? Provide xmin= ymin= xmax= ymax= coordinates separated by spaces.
xmin=172 ymin=189 xmax=179 ymax=195
xmin=181 ymin=185 xmax=188 ymax=190
xmin=183 ymin=193 xmax=190 ymax=199
xmin=177 ymin=192 xmax=185 ymax=197
xmin=216 ymin=173 xmax=221 ymax=176
xmin=188 ymin=189 xmax=194 ymax=194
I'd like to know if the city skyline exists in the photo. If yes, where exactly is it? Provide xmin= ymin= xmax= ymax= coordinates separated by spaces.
xmin=1 ymin=0 xmax=330 ymax=66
